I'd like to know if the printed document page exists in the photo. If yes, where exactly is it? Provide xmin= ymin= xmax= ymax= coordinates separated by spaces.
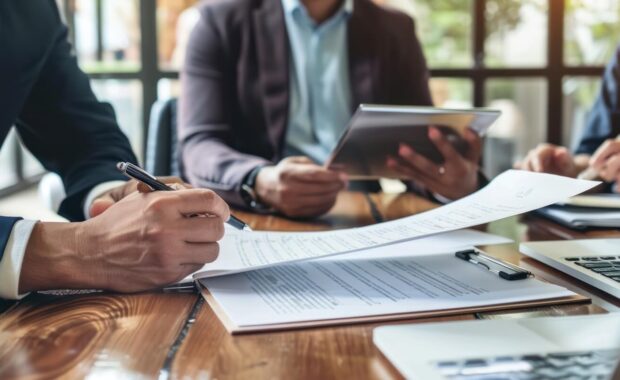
xmin=324 ymin=229 xmax=511 ymax=261
xmin=180 ymin=229 xmax=510 ymax=283
xmin=199 ymin=253 xmax=575 ymax=329
xmin=194 ymin=170 xmax=597 ymax=279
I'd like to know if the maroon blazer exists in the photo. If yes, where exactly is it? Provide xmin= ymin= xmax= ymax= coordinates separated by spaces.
xmin=179 ymin=0 xmax=433 ymax=206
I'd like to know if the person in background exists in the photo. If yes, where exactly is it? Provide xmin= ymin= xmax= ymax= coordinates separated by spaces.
xmin=179 ymin=0 xmax=484 ymax=218
xmin=0 ymin=1 xmax=229 ymax=300
xmin=516 ymin=46 xmax=620 ymax=191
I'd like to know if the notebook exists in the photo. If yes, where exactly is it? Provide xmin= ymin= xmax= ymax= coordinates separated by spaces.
xmin=535 ymin=205 xmax=620 ymax=229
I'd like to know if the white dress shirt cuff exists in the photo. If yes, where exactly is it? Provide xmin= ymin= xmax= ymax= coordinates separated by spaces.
xmin=0 ymin=220 xmax=38 ymax=300
xmin=83 ymin=181 xmax=127 ymax=220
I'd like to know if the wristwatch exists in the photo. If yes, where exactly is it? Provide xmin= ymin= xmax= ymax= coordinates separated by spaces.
xmin=240 ymin=165 xmax=273 ymax=212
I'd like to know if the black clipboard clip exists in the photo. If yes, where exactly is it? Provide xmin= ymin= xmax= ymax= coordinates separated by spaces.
xmin=455 ymin=249 xmax=532 ymax=281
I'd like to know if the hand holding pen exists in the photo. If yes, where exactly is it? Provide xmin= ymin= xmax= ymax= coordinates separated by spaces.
xmin=117 ymin=162 xmax=252 ymax=231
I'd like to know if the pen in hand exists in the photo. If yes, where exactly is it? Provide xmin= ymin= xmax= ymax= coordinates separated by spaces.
xmin=116 ymin=162 xmax=252 ymax=231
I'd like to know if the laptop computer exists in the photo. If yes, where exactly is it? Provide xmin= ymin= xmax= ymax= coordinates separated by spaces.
xmin=520 ymin=239 xmax=620 ymax=299
xmin=373 ymin=314 xmax=620 ymax=380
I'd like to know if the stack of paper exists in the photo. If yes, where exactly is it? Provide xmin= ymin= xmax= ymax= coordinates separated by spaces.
xmin=193 ymin=170 xmax=598 ymax=333
xmin=192 ymin=170 xmax=598 ymax=279
xmin=200 ymin=251 xmax=580 ymax=333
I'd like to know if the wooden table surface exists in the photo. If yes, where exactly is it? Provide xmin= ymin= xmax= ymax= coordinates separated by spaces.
xmin=0 ymin=191 xmax=618 ymax=380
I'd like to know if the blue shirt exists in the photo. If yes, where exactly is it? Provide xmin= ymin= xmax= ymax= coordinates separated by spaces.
xmin=575 ymin=45 xmax=620 ymax=155
xmin=282 ymin=0 xmax=353 ymax=164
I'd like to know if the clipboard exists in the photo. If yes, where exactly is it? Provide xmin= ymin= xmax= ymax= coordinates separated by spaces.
xmin=198 ymin=282 xmax=589 ymax=335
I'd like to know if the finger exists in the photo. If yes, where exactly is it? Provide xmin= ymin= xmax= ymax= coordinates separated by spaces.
xmin=283 ymin=156 xmax=314 ymax=165
xmin=463 ymin=129 xmax=482 ymax=163
xmin=591 ymin=140 xmax=620 ymax=169
xmin=294 ymin=192 xmax=339 ymax=206
xmin=179 ymin=242 xmax=220 ymax=265
xmin=89 ymin=196 xmax=115 ymax=218
xmin=522 ymin=152 xmax=536 ymax=172
xmin=531 ymin=148 xmax=555 ymax=172
xmin=159 ymin=176 xmax=192 ymax=189
xmin=138 ymin=182 xmax=153 ymax=193
xmin=554 ymin=147 xmax=574 ymax=172
xmin=167 ymin=189 xmax=231 ymax=221
xmin=600 ymin=155 xmax=620 ymax=182
xmin=285 ymin=165 xmax=344 ymax=183
xmin=429 ymin=127 xmax=459 ymax=163
xmin=388 ymin=156 xmax=440 ymax=187
xmin=396 ymin=143 xmax=441 ymax=179
xmin=177 ymin=216 xmax=226 ymax=243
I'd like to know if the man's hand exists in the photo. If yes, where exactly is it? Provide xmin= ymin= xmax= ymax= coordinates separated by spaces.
xmin=89 ymin=176 xmax=188 ymax=218
xmin=386 ymin=127 xmax=482 ymax=200
xmin=254 ymin=156 xmax=348 ymax=218
xmin=590 ymin=138 xmax=620 ymax=188
xmin=514 ymin=143 xmax=581 ymax=177
xmin=20 ymin=188 xmax=230 ymax=293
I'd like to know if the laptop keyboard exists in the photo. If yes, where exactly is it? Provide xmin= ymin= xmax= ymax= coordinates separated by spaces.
xmin=564 ymin=256 xmax=620 ymax=283
xmin=435 ymin=348 xmax=619 ymax=379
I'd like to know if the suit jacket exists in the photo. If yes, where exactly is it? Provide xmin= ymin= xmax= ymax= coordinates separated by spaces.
xmin=179 ymin=0 xmax=433 ymax=206
xmin=575 ymin=45 xmax=620 ymax=155
xmin=0 ymin=1 xmax=137 ymax=257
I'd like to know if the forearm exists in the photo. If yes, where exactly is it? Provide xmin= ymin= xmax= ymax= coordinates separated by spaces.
xmin=19 ymin=222 xmax=97 ymax=294
xmin=182 ymin=140 xmax=270 ymax=206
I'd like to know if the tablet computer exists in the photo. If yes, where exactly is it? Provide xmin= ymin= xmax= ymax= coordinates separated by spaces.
xmin=325 ymin=104 xmax=501 ymax=179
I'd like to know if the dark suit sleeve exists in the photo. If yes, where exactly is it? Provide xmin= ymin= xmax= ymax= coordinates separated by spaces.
xmin=179 ymin=7 xmax=270 ymax=206
xmin=399 ymin=17 xmax=433 ymax=107
xmin=15 ymin=3 xmax=138 ymax=221
xmin=0 ymin=217 xmax=22 ymax=262
xmin=575 ymin=46 xmax=620 ymax=155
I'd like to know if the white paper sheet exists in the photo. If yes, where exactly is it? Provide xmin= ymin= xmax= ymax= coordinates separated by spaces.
xmin=199 ymin=253 xmax=575 ymax=329
xmin=323 ymin=229 xmax=511 ymax=261
xmin=194 ymin=170 xmax=597 ymax=279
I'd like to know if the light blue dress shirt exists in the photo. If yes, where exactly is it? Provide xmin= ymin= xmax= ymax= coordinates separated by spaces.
xmin=282 ymin=0 xmax=354 ymax=164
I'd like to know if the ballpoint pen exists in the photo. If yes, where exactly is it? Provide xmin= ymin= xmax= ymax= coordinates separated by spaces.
xmin=116 ymin=162 xmax=252 ymax=231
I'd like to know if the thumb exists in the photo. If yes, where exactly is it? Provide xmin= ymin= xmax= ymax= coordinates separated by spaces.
xmin=89 ymin=197 xmax=115 ymax=218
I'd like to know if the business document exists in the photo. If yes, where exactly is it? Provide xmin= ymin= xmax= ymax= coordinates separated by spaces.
xmin=200 ymin=252 xmax=576 ymax=332
xmin=193 ymin=170 xmax=598 ymax=279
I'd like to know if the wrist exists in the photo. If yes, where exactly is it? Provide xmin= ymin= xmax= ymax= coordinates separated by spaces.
xmin=19 ymin=222 xmax=96 ymax=293
xmin=243 ymin=165 xmax=274 ymax=211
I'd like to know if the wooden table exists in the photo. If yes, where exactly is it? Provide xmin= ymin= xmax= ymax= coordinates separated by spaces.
xmin=0 ymin=192 xmax=618 ymax=379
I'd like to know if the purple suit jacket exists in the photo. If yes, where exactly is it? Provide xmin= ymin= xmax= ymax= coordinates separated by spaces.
xmin=179 ymin=0 xmax=433 ymax=206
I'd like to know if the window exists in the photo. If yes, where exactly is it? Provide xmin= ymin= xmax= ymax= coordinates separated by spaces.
xmin=1 ymin=0 xmax=620 ymax=195
xmin=385 ymin=0 xmax=620 ymax=176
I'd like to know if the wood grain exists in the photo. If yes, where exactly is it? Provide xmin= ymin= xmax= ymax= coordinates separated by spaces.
xmin=0 ymin=191 xmax=618 ymax=380
xmin=169 ymin=302 xmax=474 ymax=380
xmin=235 ymin=192 xmax=377 ymax=232
xmin=0 ymin=292 xmax=196 ymax=379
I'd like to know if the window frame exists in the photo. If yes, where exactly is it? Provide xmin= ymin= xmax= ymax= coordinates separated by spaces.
xmin=0 ymin=0 xmax=613 ymax=196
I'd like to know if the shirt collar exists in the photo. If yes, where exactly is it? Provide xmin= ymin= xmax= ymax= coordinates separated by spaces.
xmin=282 ymin=0 xmax=354 ymax=19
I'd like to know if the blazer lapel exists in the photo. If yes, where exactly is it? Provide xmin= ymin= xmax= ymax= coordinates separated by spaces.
xmin=347 ymin=0 xmax=375 ymax=110
xmin=253 ymin=0 xmax=290 ymax=155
